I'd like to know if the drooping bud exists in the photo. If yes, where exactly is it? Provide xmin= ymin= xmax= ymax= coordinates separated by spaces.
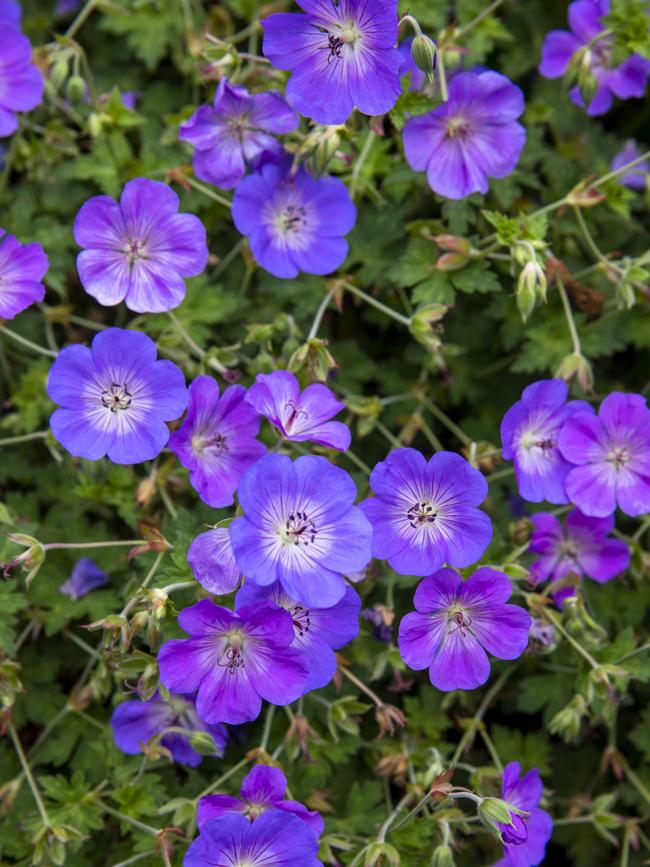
xmin=431 ymin=845 xmax=455 ymax=867
xmin=516 ymin=261 xmax=547 ymax=322
xmin=555 ymin=351 xmax=594 ymax=392
xmin=411 ymin=33 xmax=437 ymax=85
xmin=65 ymin=74 xmax=86 ymax=104
xmin=549 ymin=694 xmax=588 ymax=741
xmin=189 ymin=730 xmax=220 ymax=756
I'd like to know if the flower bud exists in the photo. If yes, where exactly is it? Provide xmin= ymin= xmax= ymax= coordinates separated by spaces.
xmin=66 ymin=74 xmax=86 ymax=104
xmin=189 ymin=730 xmax=220 ymax=755
xmin=411 ymin=33 xmax=437 ymax=85
xmin=555 ymin=352 xmax=594 ymax=391
xmin=435 ymin=252 xmax=470 ymax=272
xmin=516 ymin=261 xmax=546 ymax=321
xmin=50 ymin=58 xmax=70 ymax=90
xmin=479 ymin=797 xmax=517 ymax=830
xmin=549 ymin=694 xmax=587 ymax=742
xmin=431 ymin=845 xmax=455 ymax=867
xmin=364 ymin=841 xmax=401 ymax=866
xmin=288 ymin=337 xmax=338 ymax=382
xmin=433 ymin=234 xmax=472 ymax=255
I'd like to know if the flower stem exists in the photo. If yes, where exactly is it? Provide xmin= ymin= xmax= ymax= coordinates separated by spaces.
xmin=259 ymin=704 xmax=276 ymax=752
xmin=556 ymin=278 xmax=582 ymax=356
xmin=65 ymin=0 xmax=99 ymax=39
xmin=196 ymin=756 xmax=250 ymax=800
xmin=42 ymin=539 xmax=143 ymax=551
xmin=417 ymin=395 xmax=471 ymax=446
xmin=0 ymin=431 xmax=48 ymax=447
xmin=167 ymin=311 xmax=229 ymax=376
xmin=0 ymin=326 xmax=58 ymax=358
xmin=339 ymin=665 xmax=384 ymax=709
xmin=97 ymin=801 xmax=160 ymax=836
xmin=342 ymin=282 xmax=412 ymax=328
xmin=451 ymin=669 xmax=513 ymax=765
xmin=185 ymin=176 xmax=232 ymax=209
xmin=540 ymin=606 xmax=601 ymax=671
xmin=350 ymin=130 xmax=376 ymax=200
xmin=8 ymin=723 xmax=51 ymax=827
xmin=455 ymin=0 xmax=508 ymax=38
xmin=307 ymin=285 xmax=338 ymax=340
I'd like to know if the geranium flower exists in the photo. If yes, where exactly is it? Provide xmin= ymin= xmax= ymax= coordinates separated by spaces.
xmin=157 ymin=600 xmax=307 ymax=725
xmin=559 ymin=391 xmax=650 ymax=517
xmin=187 ymin=527 xmax=241 ymax=596
xmin=539 ymin=0 xmax=650 ymax=116
xmin=179 ymin=78 xmax=297 ymax=189
xmin=47 ymin=328 xmax=187 ymax=464
xmin=197 ymin=765 xmax=324 ymax=838
xmin=402 ymin=70 xmax=525 ymax=199
xmin=73 ymin=178 xmax=208 ymax=312
xmin=232 ymin=158 xmax=356 ymax=279
xmin=59 ymin=558 xmax=108 ymax=599
xmin=398 ymin=567 xmax=531 ymax=691
xmin=611 ymin=139 xmax=649 ymax=190
xmin=501 ymin=379 xmax=593 ymax=505
xmin=0 ymin=229 xmax=48 ymax=320
xmin=262 ymin=0 xmax=402 ymax=125
xmin=360 ymin=448 xmax=492 ymax=577
xmin=168 ymin=375 xmax=266 ymax=509
xmin=111 ymin=691 xmax=226 ymax=768
xmin=229 ymin=454 xmax=372 ymax=608
xmin=495 ymin=762 xmax=553 ymax=867
xmin=184 ymin=810 xmax=323 ymax=867
xmin=245 ymin=369 xmax=351 ymax=451
xmin=236 ymin=580 xmax=360 ymax=693
xmin=0 ymin=14 xmax=43 ymax=137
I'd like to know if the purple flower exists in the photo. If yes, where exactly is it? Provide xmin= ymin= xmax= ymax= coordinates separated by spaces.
xmin=232 ymin=158 xmax=356 ymax=279
xmin=168 ymin=375 xmax=266 ymax=509
xmin=262 ymin=0 xmax=401 ymax=126
xmin=361 ymin=606 xmax=393 ymax=643
xmin=47 ymin=328 xmax=187 ymax=464
xmin=611 ymin=139 xmax=649 ymax=190
xmin=529 ymin=508 xmax=630 ymax=594
xmin=360 ymin=448 xmax=492 ymax=578
xmin=0 ymin=229 xmax=48 ymax=320
xmin=184 ymin=810 xmax=323 ymax=867
xmin=236 ymin=581 xmax=360 ymax=693
xmin=158 ymin=599 xmax=307 ymax=725
xmin=495 ymin=762 xmax=553 ymax=867
xmin=245 ymin=370 xmax=350 ymax=451
xmin=539 ymin=0 xmax=650 ymax=116
xmin=230 ymin=454 xmax=372 ymax=609
xmin=179 ymin=78 xmax=297 ymax=190
xmin=558 ymin=391 xmax=650 ymax=518
xmin=187 ymin=527 xmax=241 ymax=595
xmin=0 ymin=18 xmax=43 ymax=137
xmin=500 ymin=379 xmax=594 ymax=505
xmin=73 ymin=178 xmax=208 ymax=313
xmin=403 ymin=71 xmax=525 ymax=200
xmin=398 ymin=38 xmax=426 ymax=91
xmin=398 ymin=567 xmax=531 ymax=691
xmin=55 ymin=0 xmax=80 ymax=16
xmin=111 ymin=691 xmax=226 ymax=768
xmin=528 ymin=618 xmax=557 ymax=648
xmin=0 ymin=1 xmax=20 ymax=26
xmin=59 ymin=557 xmax=108 ymax=599
xmin=197 ymin=764 xmax=324 ymax=839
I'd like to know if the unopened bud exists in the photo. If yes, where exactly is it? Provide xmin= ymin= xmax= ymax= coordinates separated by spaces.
xmin=555 ymin=352 xmax=594 ymax=391
xmin=431 ymin=845 xmax=455 ymax=867
xmin=433 ymin=234 xmax=472 ymax=255
xmin=311 ymin=130 xmax=341 ymax=177
xmin=66 ymin=74 xmax=86 ymax=104
xmin=189 ymin=730 xmax=219 ymax=756
xmin=411 ymin=33 xmax=437 ymax=85
xmin=549 ymin=694 xmax=587 ymax=741
xmin=364 ymin=841 xmax=401 ymax=866
xmin=516 ymin=261 xmax=546 ymax=321
xmin=436 ymin=252 xmax=470 ymax=271
xmin=479 ymin=797 xmax=516 ymax=829
xmin=50 ymin=58 xmax=70 ymax=90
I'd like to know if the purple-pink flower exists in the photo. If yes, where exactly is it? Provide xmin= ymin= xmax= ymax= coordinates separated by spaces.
xmin=179 ymin=78 xmax=297 ymax=190
xmin=611 ymin=139 xmax=649 ymax=190
xmin=168 ymin=375 xmax=266 ymax=509
xmin=157 ymin=599 xmax=307 ymax=725
xmin=236 ymin=580 xmax=360 ymax=694
xmin=187 ymin=526 xmax=241 ymax=596
xmin=232 ymin=158 xmax=356 ymax=279
xmin=360 ymin=448 xmax=492 ymax=577
xmin=495 ymin=762 xmax=553 ymax=867
xmin=245 ymin=370 xmax=350 ymax=451
xmin=73 ymin=178 xmax=208 ymax=313
xmin=0 ymin=0 xmax=20 ymax=27
xmin=111 ymin=692 xmax=227 ymax=768
xmin=0 ymin=15 xmax=43 ymax=137
xmin=398 ymin=567 xmax=531 ymax=691
xmin=539 ymin=0 xmax=650 ymax=116
xmin=558 ymin=391 xmax=650 ymax=518
xmin=47 ymin=328 xmax=187 ymax=464
xmin=403 ymin=71 xmax=525 ymax=200
xmin=197 ymin=765 xmax=324 ymax=839
xmin=500 ymin=379 xmax=593 ymax=505
xmin=262 ymin=0 xmax=402 ymax=126
xmin=0 ymin=229 xmax=48 ymax=320
xmin=59 ymin=558 xmax=108 ymax=599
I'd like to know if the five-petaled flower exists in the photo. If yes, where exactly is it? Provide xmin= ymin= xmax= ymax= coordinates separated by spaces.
xmin=262 ymin=0 xmax=402 ymax=126
xmin=495 ymin=762 xmax=553 ymax=867
xmin=0 ymin=10 xmax=43 ymax=137
xmin=360 ymin=448 xmax=492 ymax=577
xmin=157 ymin=599 xmax=307 ymax=725
xmin=0 ymin=229 xmax=48 ymax=320
xmin=168 ymin=375 xmax=267 ymax=509
xmin=246 ymin=369 xmax=351 ymax=451
xmin=47 ymin=328 xmax=187 ymax=464
xmin=559 ymin=391 xmax=650 ymax=517
xmin=230 ymin=454 xmax=372 ymax=609
xmin=73 ymin=178 xmax=208 ymax=313
xmin=398 ymin=567 xmax=531 ymax=691
xmin=611 ymin=140 xmax=649 ymax=190
xmin=403 ymin=70 xmax=526 ymax=199
xmin=179 ymin=77 xmax=298 ymax=190
xmin=232 ymin=157 xmax=356 ymax=279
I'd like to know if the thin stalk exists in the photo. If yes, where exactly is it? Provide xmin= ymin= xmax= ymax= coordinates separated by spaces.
xmin=307 ymin=285 xmax=338 ymax=340
xmin=418 ymin=395 xmax=471 ymax=446
xmin=541 ymin=606 xmax=600 ymax=671
xmin=167 ymin=311 xmax=229 ymax=376
xmin=0 ymin=431 xmax=48 ymax=446
xmin=43 ymin=539 xmax=143 ymax=551
xmin=110 ymin=852 xmax=158 ymax=867
xmin=455 ymin=0 xmax=508 ymax=38
xmin=479 ymin=727 xmax=503 ymax=772
xmin=65 ymin=0 xmax=98 ymax=39
xmin=339 ymin=665 xmax=384 ymax=709
xmin=350 ymin=130 xmax=376 ymax=199
xmin=342 ymin=448 xmax=372 ymax=476
xmin=573 ymin=207 xmax=614 ymax=269
xmin=98 ymin=801 xmax=159 ymax=836
xmin=259 ymin=704 xmax=276 ymax=752
xmin=196 ymin=756 xmax=250 ymax=800
xmin=8 ymin=724 xmax=50 ymax=827
xmin=391 ymin=793 xmax=432 ymax=833
xmin=342 ymin=282 xmax=412 ymax=328
xmin=452 ymin=669 xmax=513 ymax=765
xmin=185 ymin=176 xmax=232 ymax=208
xmin=553 ymin=815 xmax=595 ymax=827
xmin=0 ymin=326 xmax=58 ymax=358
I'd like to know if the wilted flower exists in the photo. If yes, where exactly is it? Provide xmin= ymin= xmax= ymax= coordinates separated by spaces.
xmin=495 ymin=762 xmax=553 ymax=866
xmin=559 ymin=391 xmax=650 ymax=517
xmin=47 ymin=328 xmax=187 ymax=464
xmin=398 ymin=567 xmax=531 ymax=691
xmin=262 ymin=0 xmax=402 ymax=125
xmin=403 ymin=71 xmax=525 ymax=199
xmin=0 ymin=230 xmax=48 ymax=320
xmin=59 ymin=558 xmax=108 ymax=599
xmin=360 ymin=448 xmax=492 ymax=577
xmin=500 ymin=379 xmax=593 ymax=504
xmin=168 ymin=375 xmax=266 ymax=508
xmin=111 ymin=691 xmax=227 ymax=767
xmin=179 ymin=78 xmax=298 ymax=190
xmin=611 ymin=139 xmax=649 ymax=190
xmin=73 ymin=178 xmax=208 ymax=312
xmin=197 ymin=764 xmax=324 ymax=838
xmin=232 ymin=158 xmax=356 ymax=279
xmin=187 ymin=526 xmax=240 ymax=595
xmin=157 ymin=599 xmax=306 ymax=725
xmin=245 ymin=369 xmax=351 ymax=451
xmin=0 ymin=14 xmax=44 ymax=137
xmin=230 ymin=454 xmax=372 ymax=608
